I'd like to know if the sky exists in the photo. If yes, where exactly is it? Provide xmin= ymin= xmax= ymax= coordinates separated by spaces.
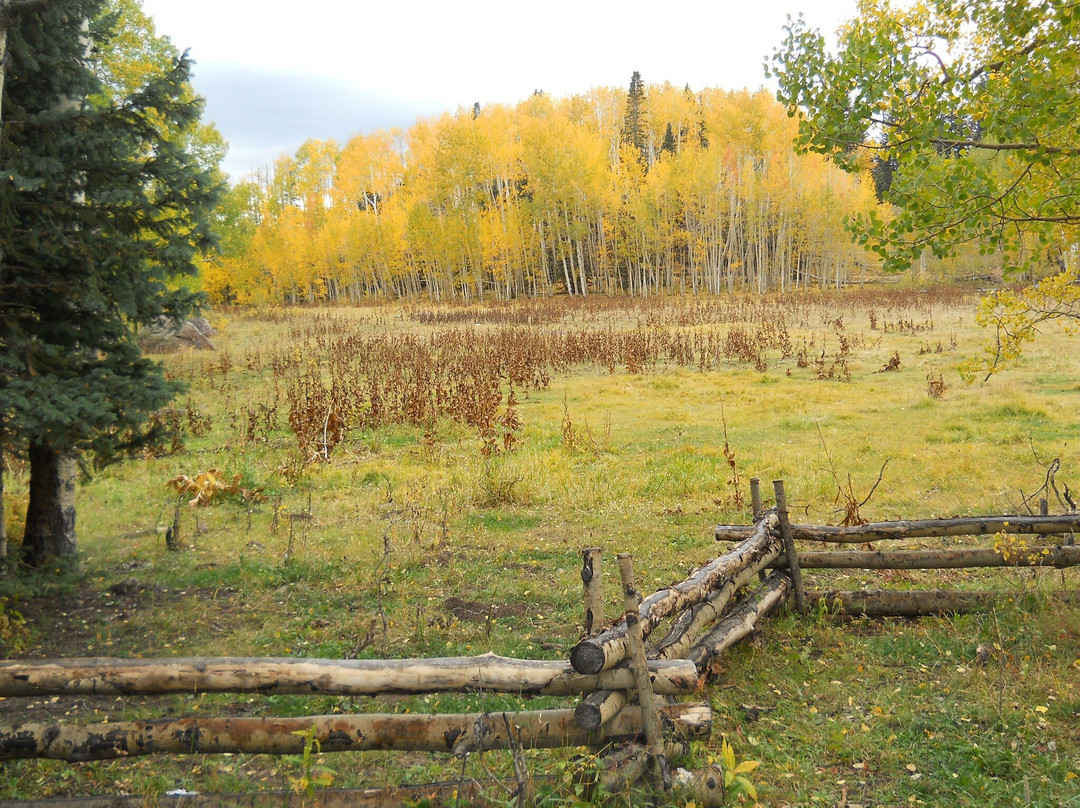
xmin=139 ymin=0 xmax=859 ymax=180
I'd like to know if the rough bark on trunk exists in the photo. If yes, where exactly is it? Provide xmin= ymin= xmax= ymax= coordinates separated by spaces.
xmin=0 ymin=702 xmax=712 ymax=761
xmin=21 ymin=443 xmax=77 ymax=567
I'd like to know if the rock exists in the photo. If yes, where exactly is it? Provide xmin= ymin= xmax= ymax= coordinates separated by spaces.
xmin=138 ymin=316 xmax=216 ymax=353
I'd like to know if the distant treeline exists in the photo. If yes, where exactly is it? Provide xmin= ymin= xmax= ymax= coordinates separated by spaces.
xmin=207 ymin=82 xmax=886 ymax=304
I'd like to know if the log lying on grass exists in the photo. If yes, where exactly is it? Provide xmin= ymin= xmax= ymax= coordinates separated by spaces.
xmin=0 ymin=702 xmax=711 ymax=762
xmin=570 ymin=513 xmax=781 ymax=675
xmin=773 ymin=545 xmax=1080 ymax=570
xmin=0 ymin=653 xmax=697 ymax=699
xmin=597 ymin=741 xmax=687 ymax=795
xmin=688 ymin=573 xmax=791 ymax=668
xmin=807 ymin=588 xmax=1080 ymax=617
xmin=0 ymin=785 xmax=497 ymax=808
xmin=715 ymin=514 xmax=1080 ymax=544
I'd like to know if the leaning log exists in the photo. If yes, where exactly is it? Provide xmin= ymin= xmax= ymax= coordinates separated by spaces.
xmin=688 ymin=573 xmax=792 ymax=669
xmin=650 ymin=558 xmax=764 ymax=661
xmin=574 ymin=689 xmax=629 ymax=732
xmin=0 ymin=654 xmax=697 ymax=698
xmin=773 ymin=545 xmax=1080 ymax=570
xmin=715 ymin=514 xmax=1080 ymax=544
xmin=0 ymin=702 xmax=712 ymax=762
xmin=807 ymin=588 xmax=1080 ymax=617
xmin=570 ymin=513 xmax=781 ymax=675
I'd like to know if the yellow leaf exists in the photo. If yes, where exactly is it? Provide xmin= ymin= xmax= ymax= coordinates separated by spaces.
xmin=721 ymin=739 xmax=736 ymax=772
xmin=737 ymin=776 xmax=758 ymax=801
xmin=734 ymin=760 xmax=761 ymax=774
xmin=1035 ymin=705 xmax=1048 ymax=713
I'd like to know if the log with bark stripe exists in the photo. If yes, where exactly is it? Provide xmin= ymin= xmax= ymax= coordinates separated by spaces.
xmin=0 ymin=703 xmax=712 ymax=761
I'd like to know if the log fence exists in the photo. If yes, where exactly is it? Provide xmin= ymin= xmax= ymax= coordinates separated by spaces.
xmin=2 ymin=477 xmax=1078 ymax=805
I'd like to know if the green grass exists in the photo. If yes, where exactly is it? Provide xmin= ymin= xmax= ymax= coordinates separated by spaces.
xmin=1 ymin=289 xmax=1078 ymax=803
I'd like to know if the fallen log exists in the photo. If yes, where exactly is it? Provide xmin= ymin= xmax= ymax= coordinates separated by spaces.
xmin=0 ymin=783 xmax=499 ymax=808
xmin=807 ymin=588 xmax=1080 ymax=617
xmin=596 ymin=741 xmax=687 ymax=796
xmin=773 ymin=545 xmax=1080 ymax=570
xmin=570 ymin=513 xmax=781 ymax=675
xmin=688 ymin=573 xmax=792 ymax=669
xmin=715 ymin=514 xmax=1080 ymax=544
xmin=0 ymin=702 xmax=712 ymax=762
xmin=0 ymin=653 xmax=697 ymax=699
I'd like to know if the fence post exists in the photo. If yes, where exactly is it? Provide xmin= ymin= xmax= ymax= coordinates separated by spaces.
xmin=582 ymin=548 xmax=603 ymax=636
xmin=773 ymin=480 xmax=807 ymax=613
xmin=750 ymin=478 xmax=767 ymax=582
xmin=617 ymin=553 xmax=671 ymax=791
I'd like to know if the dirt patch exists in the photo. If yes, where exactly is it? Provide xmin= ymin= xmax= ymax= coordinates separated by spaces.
xmin=442 ymin=597 xmax=527 ymax=622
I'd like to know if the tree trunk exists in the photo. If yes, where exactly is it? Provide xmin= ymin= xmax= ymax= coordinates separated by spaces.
xmin=21 ymin=443 xmax=77 ymax=567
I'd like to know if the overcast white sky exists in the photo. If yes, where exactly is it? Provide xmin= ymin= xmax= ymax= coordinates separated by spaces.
xmin=139 ymin=0 xmax=858 ymax=179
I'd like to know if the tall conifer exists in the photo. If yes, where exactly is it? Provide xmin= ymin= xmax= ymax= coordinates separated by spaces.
xmin=620 ymin=70 xmax=648 ymax=166
xmin=0 ymin=0 xmax=220 ymax=566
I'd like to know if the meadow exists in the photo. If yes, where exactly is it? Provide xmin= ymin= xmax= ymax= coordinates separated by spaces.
xmin=1 ymin=286 xmax=1078 ymax=805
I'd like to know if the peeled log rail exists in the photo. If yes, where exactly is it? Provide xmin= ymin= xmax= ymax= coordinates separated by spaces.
xmin=807 ymin=588 xmax=1080 ymax=617
xmin=0 ymin=784 xmax=501 ymax=808
xmin=0 ymin=654 xmax=697 ymax=699
xmin=687 ymin=573 xmax=792 ymax=668
xmin=772 ymin=545 xmax=1080 ymax=570
xmin=651 ymin=557 xmax=765 ymax=661
xmin=0 ymin=702 xmax=712 ymax=762
xmin=715 ymin=514 xmax=1080 ymax=544
xmin=570 ymin=513 xmax=781 ymax=675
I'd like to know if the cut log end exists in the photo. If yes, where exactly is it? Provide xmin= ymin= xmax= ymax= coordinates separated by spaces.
xmin=570 ymin=640 xmax=607 ymax=676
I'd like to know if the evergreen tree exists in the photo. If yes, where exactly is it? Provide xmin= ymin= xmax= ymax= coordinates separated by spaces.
xmin=660 ymin=122 xmax=677 ymax=155
xmin=0 ymin=0 xmax=221 ymax=566
xmin=620 ymin=70 xmax=648 ymax=166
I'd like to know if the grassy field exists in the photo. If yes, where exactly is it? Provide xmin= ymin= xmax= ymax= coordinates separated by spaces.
xmin=1 ymin=287 xmax=1078 ymax=805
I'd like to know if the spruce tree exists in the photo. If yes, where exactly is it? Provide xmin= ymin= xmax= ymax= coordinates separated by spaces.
xmin=620 ymin=70 xmax=648 ymax=166
xmin=0 ymin=0 xmax=220 ymax=566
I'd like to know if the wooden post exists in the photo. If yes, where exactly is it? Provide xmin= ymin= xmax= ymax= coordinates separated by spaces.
xmin=581 ymin=547 xmax=603 ymax=636
xmin=617 ymin=553 xmax=670 ymax=791
xmin=773 ymin=480 xmax=806 ymax=613
xmin=750 ymin=478 xmax=766 ymax=581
